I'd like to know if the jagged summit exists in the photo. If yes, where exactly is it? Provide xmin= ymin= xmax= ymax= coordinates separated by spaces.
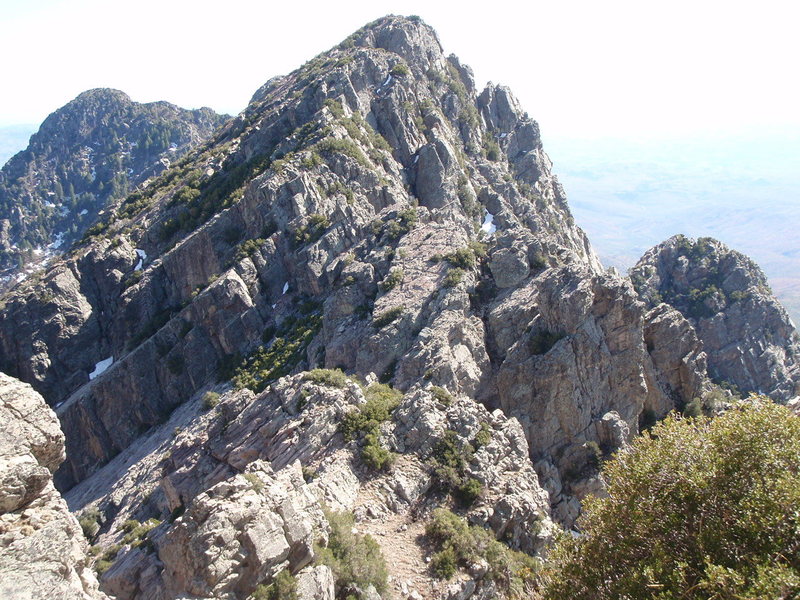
xmin=631 ymin=234 xmax=800 ymax=401
xmin=0 ymin=88 xmax=227 ymax=278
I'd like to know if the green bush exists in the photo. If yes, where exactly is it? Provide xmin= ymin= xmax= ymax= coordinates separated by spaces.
xmin=390 ymin=63 xmax=410 ymax=77
xmin=372 ymin=305 xmax=404 ymax=328
xmin=455 ymin=477 xmax=483 ymax=507
xmin=340 ymin=383 xmax=401 ymax=441
xmin=233 ymin=313 xmax=323 ymax=392
xmin=340 ymin=383 xmax=401 ymax=471
xmin=429 ymin=429 xmax=483 ymax=507
xmin=303 ymin=368 xmax=348 ymax=388
xmin=361 ymin=432 xmax=396 ymax=471
xmin=315 ymin=510 xmax=389 ymax=596
xmin=252 ymin=569 xmax=298 ymax=600
xmin=430 ymin=546 xmax=458 ymax=579
xmin=541 ymin=398 xmax=800 ymax=600
xmin=443 ymin=268 xmax=464 ymax=288
xmin=79 ymin=506 xmax=102 ymax=539
xmin=235 ymin=238 xmax=266 ymax=261
xmin=431 ymin=385 xmax=454 ymax=406
xmin=243 ymin=472 xmax=265 ymax=493
xmin=528 ymin=330 xmax=563 ymax=355
xmin=202 ymin=391 xmax=221 ymax=410
xmin=426 ymin=509 xmax=539 ymax=595
xmin=379 ymin=268 xmax=404 ymax=292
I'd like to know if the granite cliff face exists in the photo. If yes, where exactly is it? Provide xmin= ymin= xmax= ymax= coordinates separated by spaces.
xmin=631 ymin=235 xmax=800 ymax=402
xmin=0 ymin=14 xmax=790 ymax=599
xmin=0 ymin=89 xmax=226 ymax=276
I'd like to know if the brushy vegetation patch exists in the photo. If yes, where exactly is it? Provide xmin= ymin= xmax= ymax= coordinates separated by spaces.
xmin=541 ymin=398 xmax=800 ymax=600
xmin=372 ymin=305 xmax=405 ymax=328
xmin=303 ymin=368 xmax=348 ymax=388
xmin=442 ymin=268 xmax=464 ymax=288
xmin=528 ymin=329 xmax=564 ymax=355
xmin=79 ymin=506 xmax=102 ymax=539
xmin=340 ymin=383 xmax=402 ymax=471
xmin=315 ymin=509 xmax=389 ymax=596
xmin=202 ymin=391 xmax=220 ymax=411
xmin=379 ymin=268 xmax=404 ymax=292
xmin=430 ymin=385 xmax=454 ymax=406
xmin=429 ymin=429 xmax=485 ymax=507
xmin=426 ymin=508 xmax=539 ymax=597
xmin=233 ymin=310 xmax=323 ymax=393
xmin=252 ymin=570 xmax=297 ymax=600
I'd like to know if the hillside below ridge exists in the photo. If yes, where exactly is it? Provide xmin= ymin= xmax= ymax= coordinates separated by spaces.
xmin=0 ymin=14 xmax=797 ymax=600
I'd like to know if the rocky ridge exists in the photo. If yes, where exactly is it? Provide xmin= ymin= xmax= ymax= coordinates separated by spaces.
xmin=0 ymin=89 xmax=226 ymax=276
xmin=0 ymin=373 xmax=106 ymax=599
xmin=65 ymin=373 xmax=554 ymax=599
xmin=0 ymin=14 xmax=789 ymax=599
xmin=0 ymin=17 xmax=698 ymax=509
xmin=631 ymin=234 xmax=800 ymax=402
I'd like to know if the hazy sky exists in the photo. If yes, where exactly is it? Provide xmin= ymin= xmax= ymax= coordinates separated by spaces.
xmin=2 ymin=0 xmax=799 ymax=140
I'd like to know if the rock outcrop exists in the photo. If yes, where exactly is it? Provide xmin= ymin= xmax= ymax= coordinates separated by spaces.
xmin=0 ymin=373 xmax=105 ymax=599
xmin=631 ymin=235 xmax=800 ymax=402
xmin=0 ymin=88 xmax=226 ymax=275
xmin=66 ymin=373 xmax=555 ymax=599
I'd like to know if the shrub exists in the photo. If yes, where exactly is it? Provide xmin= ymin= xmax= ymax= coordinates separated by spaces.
xmin=431 ymin=385 xmax=454 ymax=406
xmin=235 ymin=238 xmax=266 ymax=261
xmin=243 ymin=472 xmax=265 ymax=493
xmin=454 ymin=477 xmax=483 ymax=507
xmin=232 ymin=313 xmax=322 ymax=392
xmin=315 ymin=510 xmax=389 ymax=596
xmin=303 ymin=368 xmax=348 ymax=388
xmin=202 ymin=391 xmax=220 ymax=411
xmin=339 ymin=383 xmax=401 ymax=441
xmin=473 ymin=422 xmax=492 ymax=449
xmin=443 ymin=268 xmax=464 ymax=288
xmin=429 ymin=429 xmax=483 ymax=507
xmin=528 ymin=330 xmax=563 ymax=355
xmin=340 ymin=383 xmax=401 ymax=471
xmin=541 ymin=398 xmax=800 ymax=600
xmin=379 ymin=268 xmax=404 ymax=292
xmin=426 ymin=509 xmax=539 ymax=595
xmin=390 ymin=63 xmax=410 ymax=77
xmin=361 ymin=432 xmax=396 ymax=471
xmin=430 ymin=546 xmax=458 ymax=578
xmin=252 ymin=570 xmax=297 ymax=600
xmin=372 ymin=305 xmax=404 ymax=328
xmin=79 ymin=506 xmax=102 ymax=539
xmin=444 ymin=247 xmax=476 ymax=269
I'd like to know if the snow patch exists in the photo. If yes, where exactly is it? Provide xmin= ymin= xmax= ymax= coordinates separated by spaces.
xmin=89 ymin=357 xmax=113 ymax=380
xmin=79 ymin=209 xmax=88 ymax=216
xmin=134 ymin=248 xmax=147 ymax=271
xmin=282 ymin=282 xmax=289 ymax=295
xmin=481 ymin=211 xmax=496 ymax=235
xmin=50 ymin=232 xmax=65 ymax=249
